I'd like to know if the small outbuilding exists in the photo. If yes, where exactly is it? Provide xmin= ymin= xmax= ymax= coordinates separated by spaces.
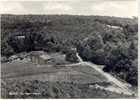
xmin=29 ymin=51 xmax=52 ymax=65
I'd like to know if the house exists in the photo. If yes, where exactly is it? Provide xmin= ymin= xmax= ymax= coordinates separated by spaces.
xmin=29 ymin=51 xmax=52 ymax=65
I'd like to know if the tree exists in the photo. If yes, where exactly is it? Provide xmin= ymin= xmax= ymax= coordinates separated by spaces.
xmin=65 ymin=48 xmax=79 ymax=63
xmin=79 ymin=33 xmax=105 ymax=64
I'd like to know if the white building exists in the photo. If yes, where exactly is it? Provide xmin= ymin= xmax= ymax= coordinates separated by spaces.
xmin=29 ymin=51 xmax=52 ymax=65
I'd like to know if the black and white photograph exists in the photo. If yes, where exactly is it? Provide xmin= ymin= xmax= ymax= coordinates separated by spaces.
xmin=0 ymin=0 xmax=138 ymax=99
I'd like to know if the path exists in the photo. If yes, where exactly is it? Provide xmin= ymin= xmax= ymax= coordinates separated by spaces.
xmin=75 ymin=53 xmax=134 ymax=95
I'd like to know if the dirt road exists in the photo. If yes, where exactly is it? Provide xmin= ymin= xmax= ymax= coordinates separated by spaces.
xmin=74 ymin=53 xmax=135 ymax=95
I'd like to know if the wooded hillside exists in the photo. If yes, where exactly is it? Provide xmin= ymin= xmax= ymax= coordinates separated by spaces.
xmin=1 ymin=15 xmax=138 ymax=86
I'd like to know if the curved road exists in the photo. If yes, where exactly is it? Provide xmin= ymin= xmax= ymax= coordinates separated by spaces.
xmin=70 ymin=53 xmax=135 ymax=95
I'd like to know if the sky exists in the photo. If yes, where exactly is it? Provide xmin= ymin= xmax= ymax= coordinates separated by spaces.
xmin=0 ymin=0 xmax=138 ymax=18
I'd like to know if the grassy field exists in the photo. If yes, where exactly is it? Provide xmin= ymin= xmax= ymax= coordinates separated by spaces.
xmin=2 ymin=61 xmax=108 ymax=84
xmin=1 ymin=56 xmax=137 ymax=98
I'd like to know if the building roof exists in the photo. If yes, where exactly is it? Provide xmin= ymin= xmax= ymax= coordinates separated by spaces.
xmin=30 ymin=51 xmax=51 ymax=60
xmin=16 ymin=35 xmax=25 ymax=39
xmin=39 ymin=54 xmax=51 ymax=60
xmin=30 ymin=51 xmax=45 ymax=56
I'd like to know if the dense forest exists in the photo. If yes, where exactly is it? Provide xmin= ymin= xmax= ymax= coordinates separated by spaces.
xmin=1 ymin=15 xmax=138 ymax=86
